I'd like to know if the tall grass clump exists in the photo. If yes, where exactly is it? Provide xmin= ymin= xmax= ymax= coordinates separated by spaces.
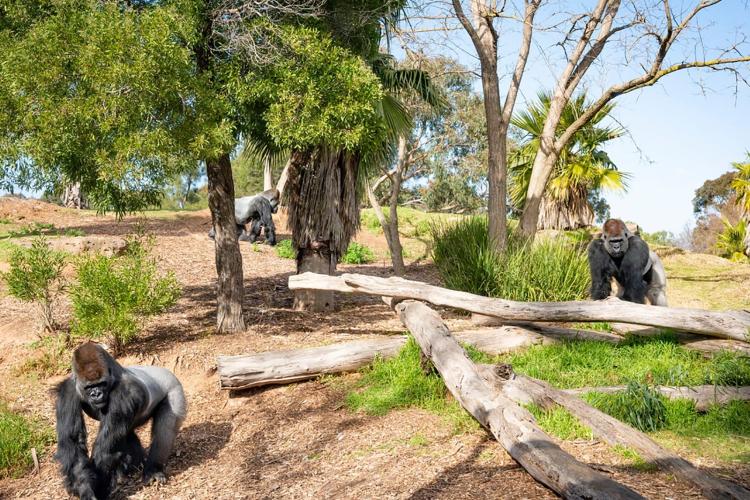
xmin=431 ymin=217 xmax=590 ymax=301
xmin=1 ymin=236 xmax=66 ymax=335
xmin=584 ymin=381 xmax=667 ymax=432
xmin=0 ymin=403 xmax=54 ymax=478
xmin=70 ymin=234 xmax=181 ymax=353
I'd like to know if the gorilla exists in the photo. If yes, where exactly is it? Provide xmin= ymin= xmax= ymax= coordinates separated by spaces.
xmin=208 ymin=188 xmax=278 ymax=246
xmin=55 ymin=342 xmax=186 ymax=499
xmin=588 ymin=218 xmax=668 ymax=306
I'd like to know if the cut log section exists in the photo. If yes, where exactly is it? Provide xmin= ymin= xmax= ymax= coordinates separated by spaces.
xmin=497 ymin=373 xmax=750 ymax=499
xmin=395 ymin=300 xmax=642 ymax=499
xmin=288 ymin=273 xmax=750 ymax=341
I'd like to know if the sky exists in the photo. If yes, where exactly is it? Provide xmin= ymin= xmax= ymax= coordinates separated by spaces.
xmin=400 ymin=0 xmax=750 ymax=234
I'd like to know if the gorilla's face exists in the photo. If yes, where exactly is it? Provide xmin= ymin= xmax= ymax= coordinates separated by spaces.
xmin=82 ymin=377 xmax=112 ymax=410
xmin=604 ymin=235 xmax=628 ymax=257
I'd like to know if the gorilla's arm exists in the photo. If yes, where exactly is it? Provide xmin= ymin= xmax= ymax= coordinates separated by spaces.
xmin=618 ymin=235 xmax=650 ymax=303
xmin=587 ymin=239 xmax=617 ymax=300
xmin=55 ymin=378 xmax=98 ymax=500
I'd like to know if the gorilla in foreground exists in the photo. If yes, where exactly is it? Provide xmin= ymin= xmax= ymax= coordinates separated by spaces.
xmin=588 ymin=218 xmax=668 ymax=306
xmin=208 ymin=188 xmax=278 ymax=245
xmin=55 ymin=342 xmax=186 ymax=499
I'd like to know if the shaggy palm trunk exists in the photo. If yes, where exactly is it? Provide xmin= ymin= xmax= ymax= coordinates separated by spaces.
xmin=206 ymin=153 xmax=246 ymax=332
xmin=286 ymin=148 xmax=360 ymax=311
xmin=61 ymin=182 xmax=87 ymax=209
xmin=538 ymin=188 xmax=594 ymax=230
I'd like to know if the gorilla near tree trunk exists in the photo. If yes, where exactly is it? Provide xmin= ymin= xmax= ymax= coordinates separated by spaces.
xmin=588 ymin=218 xmax=668 ymax=306
xmin=207 ymin=189 xmax=279 ymax=246
xmin=55 ymin=342 xmax=186 ymax=499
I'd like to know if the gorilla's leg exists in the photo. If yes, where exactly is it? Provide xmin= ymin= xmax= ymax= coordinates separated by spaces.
xmin=238 ymin=223 xmax=254 ymax=242
xmin=644 ymin=252 xmax=668 ymax=306
xmin=247 ymin=219 xmax=262 ymax=243
xmin=143 ymin=390 xmax=186 ymax=484
xmin=115 ymin=432 xmax=145 ymax=483
xmin=587 ymin=239 xmax=616 ymax=299
xmin=618 ymin=238 xmax=650 ymax=303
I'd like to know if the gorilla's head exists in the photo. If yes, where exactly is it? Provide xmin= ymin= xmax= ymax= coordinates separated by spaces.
xmin=73 ymin=342 xmax=116 ymax=410
xmin=601 ymin=218 xmax=631 ymax=257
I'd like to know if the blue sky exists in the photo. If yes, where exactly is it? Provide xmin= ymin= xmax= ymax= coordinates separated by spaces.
xmin=400 ymin=1 xmax=750 ymax=234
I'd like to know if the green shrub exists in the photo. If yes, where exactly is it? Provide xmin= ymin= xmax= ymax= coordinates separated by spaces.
xmin=0 ymin=403 xmax=54 ymax=478
xmin=1 ymin=236 xmax=66 ymax=334
xmin=341 ymin=242 xmax=375 ymax=264
xmin=716 ymin=219 xmax=748 ymax=261
xmin=275 ymin=239 xmax=296 ymax=259
xmin=70 ymin=235 xmax=180 ymax=353
xmin=642 ymin=230 xmax=675 ymax=247
xmin=2 ymin=222 xmax=55 ymax=239
xmin=584 ymin=381 xmax=667 ymax=432
xmin=360 ymin=210 xmax=383 ymax=232
xmin=431 ymin=217 xmax=590 ymax=301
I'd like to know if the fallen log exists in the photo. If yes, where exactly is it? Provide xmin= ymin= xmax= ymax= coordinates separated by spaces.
xmin=395 ymin=300 xmax=642 ymax=499
xmin=562 ymin=385 xmax=750 ymax=412
xmin=496 ymin=372 xmax=750 ymax=499
xmin=288 ymin=272 xmax=750 ymax=342
xmin=218 ymin=327 xmax=552 ymax=390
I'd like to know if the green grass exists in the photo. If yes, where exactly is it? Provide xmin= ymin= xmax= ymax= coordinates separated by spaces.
xmin=584 ymin=382 xmax=667 ymax=432
xmin=496 ymin=333 xmax=750 ymax=389
xmin=0 ymin=240 xmax=19 ymax=262
xmin=0 ymin=403 xmax=54 ymax=478
xmin=275 ymin=239 xmax=295 ymax=259
xmin=341 ymin=242 xmax=375 ymax=264
xmin=346 ymin=338 xmax=478 ymax=433
xmin=431 ymin=216 xmax=590 ymax=302
xmin=526 ymin=404 xmax=594 ymax=440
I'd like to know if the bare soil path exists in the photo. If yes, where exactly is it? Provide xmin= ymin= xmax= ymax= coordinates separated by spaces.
xmin=0 ymin=198 xmax=746 ymax=499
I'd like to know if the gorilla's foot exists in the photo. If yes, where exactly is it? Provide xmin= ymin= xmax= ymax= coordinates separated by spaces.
xmin=143 ymin=465 xmax=167 ymax=485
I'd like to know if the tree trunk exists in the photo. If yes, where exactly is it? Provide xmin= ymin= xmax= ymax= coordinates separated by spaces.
xmin=519 ymin=149 xmax=559 ymax=237
xmin=288 ymin=273 xmax=750 ymax=341
xmin=206 ymin=152 xmax=246 ymax=333
xmin=366 ymin=181 xmax=404 ymax=275
xmin=500 ymin=374 xmax=750 ymax=499
xmin=276 ymin=157 xmax=291 ymax=199
xmin=396 ymin=300 xmax=641 ymax=499
xmin=538 ymin=189 xmax=595 ymax=230
xmin=61 ymin=182 xmax=87 ymax=209
xmin=263 ymin=157 xmax=273 ymax=191
xmin=294 ymin=243 xmax=335 ymax=312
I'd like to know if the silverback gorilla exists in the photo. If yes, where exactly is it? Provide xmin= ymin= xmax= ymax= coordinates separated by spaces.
xmin=588 ymin=218 xmax=667 ymax=306
xmin=208 ymin=188 xmax=278 ymax=245
xmin=55 ymin=342 xmax=186 ymax=499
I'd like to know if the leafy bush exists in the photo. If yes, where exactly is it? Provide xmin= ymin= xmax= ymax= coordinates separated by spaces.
xmin=431 ymin=216 xmax=590 ymax=301
xmin=70 ymin=235 xmax=180 ymax=353
xmin=1 ymin=237 xmax=66 ymax=334
xmin=0 ymin=403 xmax=54 ymax=478
xmin=360 ymin=210 xmax=383 ymax=232
xmin=275 ymin=239 xmax=296 ymax=259
xmin=584 ymin=381 xmax=667 ymax=432
xmin=716 ymin=219 xmax=747 ymax=262
xmin=341 ymin=242 xmax=375 ymax=264
xmin=642 ymin=230 xmax=676 ymax=247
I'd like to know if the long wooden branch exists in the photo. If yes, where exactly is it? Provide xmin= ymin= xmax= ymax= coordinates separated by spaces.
xmin=396 ymin=300 xmax=642 ymax=499
xmin=288 ymin=273 xmax=750 ymax=341
xmin=498 ymin=373 xmax=750 ymax=499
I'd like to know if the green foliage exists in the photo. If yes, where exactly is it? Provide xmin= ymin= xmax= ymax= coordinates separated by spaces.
xmin=612 ymin=446 xmax=657 ymax=472
xmin=732 ymin=155 xmax=750 ymax=214
xmin=585 ymin=382 xmax=667 ymax=432
xmin=0 ymin=403 xmax=54 ymax=478
xmin=341 ymin=242 xmax=375 ymax=264
xmin=431 ymin=217 xmax=590 ymax=301
xmin=525 ymin=404 xmax=593 ymax=440
xmin=275 ymin=239 xmax=296 ymax=259
xmin=498 ymin=333 xmax=750 ymax=389
xmin=70 ymin=234 xmax=180 ymax=352
xmin=692 ymin=171 xmax=738 ymax=216
xmin=346 ymin=338 xmax=477 ymax=432
xmin=423 ymin=165 xmax=483 ymax=213
xmin=1 ymin=222 xmax=55 ymax=239
xmin=1 ymin=236 xmax=66 ymax=332
xmin=642 ymin=230 xmax=676 ymax=247
xmin=360 ymin=210 xmax=383 ymax=232
xmin=716 ymin=218 xmax=748 ymax=261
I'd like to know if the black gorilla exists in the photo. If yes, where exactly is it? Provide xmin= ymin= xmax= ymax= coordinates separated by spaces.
xmin=55 ymin=342 xmax=186 ymax=499
xmin=208 ymin=188 xmax=278 ymax=245
xmin=588 ymin=218 xmax=667 ymax=305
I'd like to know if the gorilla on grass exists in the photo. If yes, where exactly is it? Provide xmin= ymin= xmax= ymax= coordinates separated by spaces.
xmin=588 ymin=218 xmax=668 ymax=306
xmin=208 ymin=188 xmax=278 ymax=246
xmin=55 ymin=342 xmax=186 ymax=499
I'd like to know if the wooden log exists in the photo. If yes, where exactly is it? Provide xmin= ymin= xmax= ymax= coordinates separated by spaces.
xmin=288 ymin=272 xmax=750 ymax=342
xmin=496 ymin=373 xmax=750 ymax=499
xmin=562 ymin=385 xmax=750 ymax=412
xmin=218 ymin=328 xmax=548 ymax=390
xmin=395 ymin=300 xmax=642 ymax=499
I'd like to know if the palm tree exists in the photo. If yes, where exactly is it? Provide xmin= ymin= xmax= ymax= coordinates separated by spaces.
xmin=731 ymin=155 xmax=750 ymax=257
xmin=509 ymin=92 xmax=628 ymax=230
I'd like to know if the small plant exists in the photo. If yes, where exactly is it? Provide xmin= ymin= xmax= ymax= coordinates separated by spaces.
xmin=341 ymin=242 xmax=375 ymax=264
xmin=251 ymin=243 xmax=260 ymax=252
xmin=3 ymin=222 xmax=56 ymax=239
xmin=70 ymin=234 xmax=181 ymax=353
xmin=275 ymin=239 xmax=296 ymax=259
xmin=716 ymin=218 xmax=748 ymax=262
xmin=526 ymin=404 xmax=593 ymax=441
xmin=63 ymin=228 xmax=85 ymax=237
xmin=585 ymin=381 xmax=667 ymax=432
xmin=0 ymin=403 xmax=54 ymax=478
xmin=1 ymin=236 xmax=66 ymax=335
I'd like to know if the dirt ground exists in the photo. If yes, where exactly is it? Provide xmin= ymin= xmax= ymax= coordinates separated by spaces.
xmin=0 ymin=197 xmax=747 ymax=499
